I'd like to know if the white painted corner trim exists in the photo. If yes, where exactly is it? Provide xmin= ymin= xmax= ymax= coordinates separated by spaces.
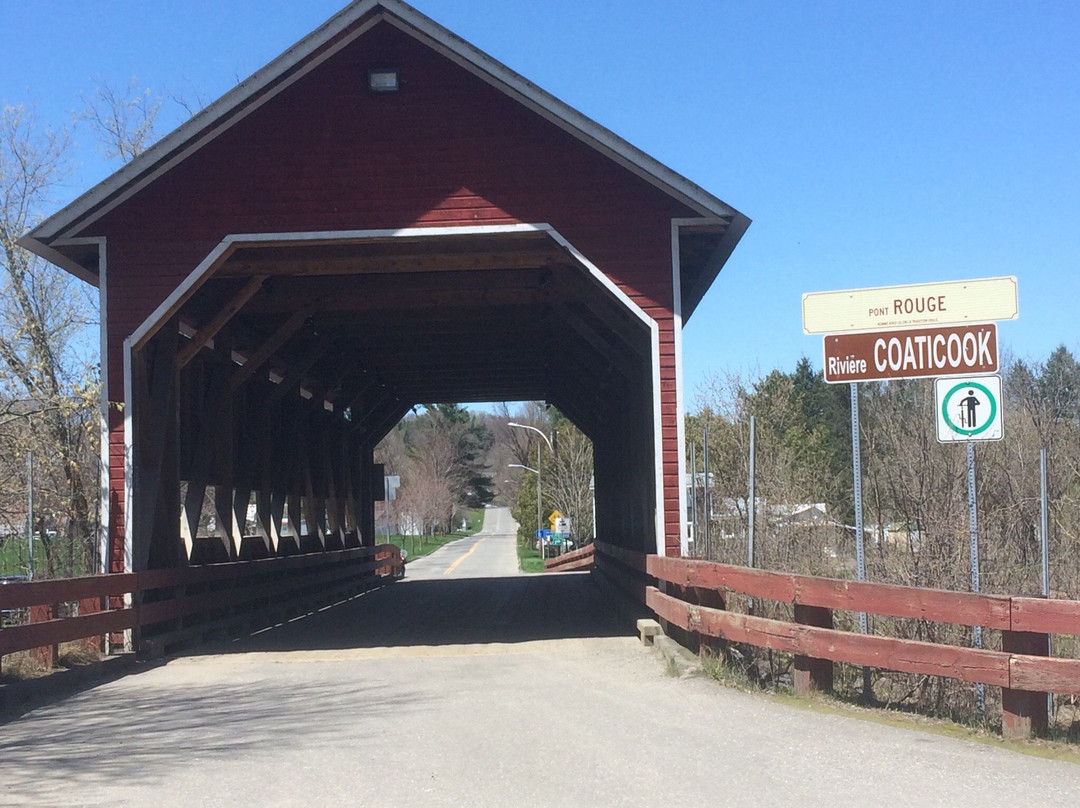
xmin=669 ymin=216 xmax=737 ymax=558
xmin=122 ymin=222 xmax=668 ymax=566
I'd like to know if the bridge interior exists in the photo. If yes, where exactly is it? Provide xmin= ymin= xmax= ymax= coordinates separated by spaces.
xmin=134 ymin=228 xmax=658 ymax=571
xmin=230 ymin=510 xmax=636 ymax=653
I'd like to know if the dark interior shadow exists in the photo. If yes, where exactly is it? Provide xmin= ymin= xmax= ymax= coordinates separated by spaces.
xmin=196 ymin=571 xmax=645 ymax=655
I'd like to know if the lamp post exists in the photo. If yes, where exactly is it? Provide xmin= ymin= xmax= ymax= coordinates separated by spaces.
xmin=507 ymin=422 xmax=554 ymax=553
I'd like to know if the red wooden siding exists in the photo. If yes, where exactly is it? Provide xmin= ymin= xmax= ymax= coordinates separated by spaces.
xmin=79 ymin=22 xmax=698 ymax=562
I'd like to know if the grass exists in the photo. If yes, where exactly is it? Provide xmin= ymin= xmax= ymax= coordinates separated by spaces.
xmin=699 ymin=648 xmax=1080 ymax=764
xmin=0 ymin=537 xmax=31 ymax=577
xmin=516 ymin=536 xmax=546 ymax=573
xmin=1 ymin=641 xmax=104 ymax=683
xmin=384 ymin=507 xmax=485 ymax=562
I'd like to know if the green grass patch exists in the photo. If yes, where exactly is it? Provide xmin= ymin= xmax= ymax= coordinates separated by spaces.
xmin=383 ymin=506 xmax=486 ymax=562
xmin=517 ymin=537 xmax=546 ymax=574
xmin=0 ymin=537 xmax=31 ymax=578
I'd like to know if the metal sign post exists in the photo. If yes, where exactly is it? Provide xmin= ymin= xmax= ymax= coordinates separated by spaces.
xmin=747 ymin=415 xmax=756 ymax=614
xmin=27 ymin=451 xmax=35 ymax=580
xmin=851 ymin=384 xmax=871 ymax=700
xmin=967 ymin=441 xmax=985 ymax=718
xmin=703 ymin=423 xmax=711 ymax=560
xmin=748 ymin=415 xmax=756 ymax=571
xmin=689 ymin=443 xmax=697 ymax=555
xmin=1040 ymin=448 xmax=1053 ymax=718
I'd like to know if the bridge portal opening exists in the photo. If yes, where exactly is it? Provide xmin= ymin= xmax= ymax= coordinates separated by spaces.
xmin=126 ymin=228 xmax=659 ymax=572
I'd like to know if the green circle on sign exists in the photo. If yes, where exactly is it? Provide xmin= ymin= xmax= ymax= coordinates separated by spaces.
xmin=940 ymin=381 xmax=997 ymax=436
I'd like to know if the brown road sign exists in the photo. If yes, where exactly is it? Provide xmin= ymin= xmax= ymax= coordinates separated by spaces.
xmin=823 ymin=323 xmax=998 ymax=384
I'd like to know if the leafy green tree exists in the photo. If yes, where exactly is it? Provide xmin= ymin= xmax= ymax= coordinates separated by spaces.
xmin=1038 ymin=345 xmax=1080 ymax=422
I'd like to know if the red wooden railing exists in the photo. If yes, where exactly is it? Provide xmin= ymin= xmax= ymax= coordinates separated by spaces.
xmin=543 ymin=543 xmax=595 ymax=572
xmin=0 ymin=544 xmax=403 ymax=667
xmin=593 ymin=541 xmax=1080 ymax=739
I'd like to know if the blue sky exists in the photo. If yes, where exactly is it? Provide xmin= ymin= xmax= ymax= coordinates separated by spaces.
xmin=4 ymin=1 xmax=1078 ymax=403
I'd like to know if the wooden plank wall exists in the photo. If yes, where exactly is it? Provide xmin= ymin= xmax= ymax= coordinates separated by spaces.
xmin=81 ymin=21 xmax=697 ymax=569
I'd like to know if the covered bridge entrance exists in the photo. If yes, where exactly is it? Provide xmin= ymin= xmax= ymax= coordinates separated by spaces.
xmin=22 ymin=0 xmax=748 ymax=575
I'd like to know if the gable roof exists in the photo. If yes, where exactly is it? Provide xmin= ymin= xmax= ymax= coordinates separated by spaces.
xmin=20 ymin=0 xmax=749 ymax=292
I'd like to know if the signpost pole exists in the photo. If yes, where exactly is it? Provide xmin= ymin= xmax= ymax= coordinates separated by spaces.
xmin=850 ymin=383 xmax=871 ymax=701
xmin=27 ymin=450 xmax=34 ymax=580
xmin=536 ymin=443 xmax=542 ymax=560
xmin=385 ymin=478 xmax=392 ymax=544
xmin=748 ymin=415 xmax=756 ymax=614
xmin=703 ymin=423 xmax=711 ymax=560
xmin=967 ymin=440 xmax=985 ymax=718
xmin=1040 ymin=447 xmax=1053 ymax=718
xmin=690 ymin=442 xmax=697 ymax=556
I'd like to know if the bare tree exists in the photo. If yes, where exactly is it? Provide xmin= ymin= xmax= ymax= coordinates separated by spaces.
xmin=80 ymin=77 xmax=162 ymax=164
xmin=546 ymin=421 xmax=594 ymax=545
xmin=0 ymin=105 xmax=99 ymax=576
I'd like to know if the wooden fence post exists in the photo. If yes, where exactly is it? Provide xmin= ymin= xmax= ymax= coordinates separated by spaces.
xmin=28 ymin=603 xmax=59 ymax=668
xmin=692 ymin=586 xmax=726 ymax=658
xmin=1002 ymin=630 xmax=1049 ymax=739
xmin=794 ymin=604 xmax=833 ymax=695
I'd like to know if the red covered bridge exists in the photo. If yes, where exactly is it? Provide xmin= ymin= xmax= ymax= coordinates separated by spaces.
xmin=21 ymin=0 xmax=748 ymax=574
xmin=8 ymin=0 xmax=1076 ymax=756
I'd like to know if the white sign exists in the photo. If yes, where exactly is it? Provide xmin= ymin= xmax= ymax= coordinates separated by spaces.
xmin=803 ymin=276 xmax=1018 ymax=334
xmin=384 ymin=475 xmax=401 ymax=500
xmin=934 ymin=376 xmax=1003 ymax=442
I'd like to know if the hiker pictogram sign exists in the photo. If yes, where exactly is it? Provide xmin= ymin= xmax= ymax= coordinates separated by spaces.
xmin=934 ymin=375 xmax=1004 ymax=442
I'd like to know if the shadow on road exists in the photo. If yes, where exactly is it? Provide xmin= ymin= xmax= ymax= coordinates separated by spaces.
xmin=210 ymin=571 xmax=642 ymax=654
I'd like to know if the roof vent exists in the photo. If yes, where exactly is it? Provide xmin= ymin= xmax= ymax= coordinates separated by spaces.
xmin=367 ymin=68 xmax=399 ymax=93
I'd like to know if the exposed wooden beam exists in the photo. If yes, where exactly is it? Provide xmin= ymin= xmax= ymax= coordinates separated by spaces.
xmin=267 ymin=342 xmax=334 ymax=403
xmin=246 ymin=285 xmax=545 ymax=316
xmin=229 ymin=305 xmax=315 ymax=391
xmin=178 ymin=275 xmax=267 ymax=369
xmin=238 ymin=268 xmax=551 ymax=314
xmin=554 ymin=302 xmax=637 ymax=380
xmin=219 ymin=251 xmax=569 ymax=278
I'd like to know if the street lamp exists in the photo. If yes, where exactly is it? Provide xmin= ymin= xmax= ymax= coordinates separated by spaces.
xmin=507 ymin=422 xmax=554 ymax=555
xmin=507 ymin=422 xmax=553 ymax=453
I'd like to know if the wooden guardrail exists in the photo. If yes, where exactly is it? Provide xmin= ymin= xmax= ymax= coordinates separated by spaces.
xmin=544 ymin=543 xmax=595 ymax=572
xmin=592 ymin=543 xmax=1080 ymax=739
xmin=0 ymin=544 xmax=403 ymax=667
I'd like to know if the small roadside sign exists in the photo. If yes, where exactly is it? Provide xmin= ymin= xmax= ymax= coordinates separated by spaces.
xmin=823 ymin=323 xmax=997 ymax=383
xmin=803 ymin=276 xmax=1017 ymax=334
xmin=934 ymin=375 xmax=1003 ymax=442
xmin=383 ymin=475 xmax=401 ymax=500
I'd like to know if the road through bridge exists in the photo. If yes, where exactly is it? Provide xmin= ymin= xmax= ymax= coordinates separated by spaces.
xmin=2 ymin=509 xmax=1078 ymax=807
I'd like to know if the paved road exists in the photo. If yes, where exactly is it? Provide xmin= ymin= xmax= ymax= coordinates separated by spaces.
xmin=405 ymin=505 xmax=520 ymax=581
xmin=2 ymin=508 xmax=1078 ymax=806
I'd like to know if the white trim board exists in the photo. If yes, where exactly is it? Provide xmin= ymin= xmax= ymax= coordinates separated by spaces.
xmin=119 ymin=222 xmax=668 ymax=564
xmin=94 ymin=237 xmax=110 ymax=573
xmin=671 ymin=220 xmax=689 ymax=557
